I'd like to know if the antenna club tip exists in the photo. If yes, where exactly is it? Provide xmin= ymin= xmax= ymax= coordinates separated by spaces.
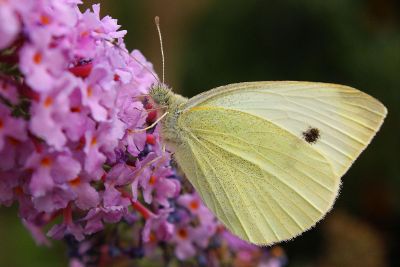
xmin=155 ymin=16 xmax=160 ymax=24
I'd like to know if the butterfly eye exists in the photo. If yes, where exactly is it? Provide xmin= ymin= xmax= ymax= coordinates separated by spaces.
xmin=149 ymin=84 xmax=171 ymax=106
xmin=302 ymin=127 xmax=320 ymax=144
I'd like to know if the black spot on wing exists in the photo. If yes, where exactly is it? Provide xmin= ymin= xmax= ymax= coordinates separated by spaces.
xmin=302 ymin=127 xmax=320 ymax=144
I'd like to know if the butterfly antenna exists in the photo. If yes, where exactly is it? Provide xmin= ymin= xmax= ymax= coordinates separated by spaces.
xmin=155 ymin=16 xmax=165 ymax=84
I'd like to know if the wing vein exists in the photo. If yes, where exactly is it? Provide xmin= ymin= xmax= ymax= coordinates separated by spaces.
xmin=192 ymin=128 xmax=334 ymax=194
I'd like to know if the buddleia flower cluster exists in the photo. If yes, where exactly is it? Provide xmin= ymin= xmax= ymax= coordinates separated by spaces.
xmin=0 ymin=1 xmax=286 ymax=266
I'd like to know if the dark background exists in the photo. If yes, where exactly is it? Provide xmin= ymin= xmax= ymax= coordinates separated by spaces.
xmin=1 ymin=0 xmax=399 ymax=266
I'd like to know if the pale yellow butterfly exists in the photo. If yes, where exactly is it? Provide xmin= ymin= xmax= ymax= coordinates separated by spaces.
xmin=142 ymin=17 xmax=387 ymax=245
xmin=149 ymin=81 xmax=387 ymax=245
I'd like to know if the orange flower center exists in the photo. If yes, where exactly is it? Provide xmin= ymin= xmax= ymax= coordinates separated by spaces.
xmin=87 ymin=86 xmax=93 ymax=97
xmin=40 ymin=14 xmax=51 ymax=25
xmin=69 ymin=176 xmax=81 ymax=187
xmin=149 ymin=175 xmax=157 ymax=185
xmin=80 ymin=31 xmax=89 ymax=37
xmin=90 ymin=137 xmax=97 ymax=146
xmin=177 ymin=228 xmax=188 ymax=239
xmin=40 ymin=157 xmax=52 ymax=167
xmin=33 ymin=52 xmax=42 ymax=64
xmin=189 ymin=200 xmax=199 ymax=210
xmin=44 ymin=96 xmax=53 ymax=107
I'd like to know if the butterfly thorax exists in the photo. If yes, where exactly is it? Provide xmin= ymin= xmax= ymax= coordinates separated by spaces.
xmin=149 ymin=84 xmax=188 ymax=149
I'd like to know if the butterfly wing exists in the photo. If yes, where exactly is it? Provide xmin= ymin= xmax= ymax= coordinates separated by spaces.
xmin=173 ymin=81 xmax=386 ymax=245
xmin=184 ymin=81 xmax=387 ymax=178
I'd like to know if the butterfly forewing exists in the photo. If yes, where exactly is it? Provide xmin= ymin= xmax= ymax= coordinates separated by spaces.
xmin=183 ymin=82 xmax=387 ymax=177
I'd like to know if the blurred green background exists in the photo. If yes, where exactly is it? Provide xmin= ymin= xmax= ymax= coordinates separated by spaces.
xmin=1 ymin=0 xmax=399 ymax=266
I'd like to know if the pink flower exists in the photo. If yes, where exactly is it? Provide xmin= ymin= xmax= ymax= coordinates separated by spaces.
xmin=130 ymin=152 xmax=158 ymax=201
xmin=0 ymin=2 xmax=20 ymax=49
xmin=48 ymin=205 xmax=84 ymax=241
xmin=173 ymin=226 xmax=196 ymax=260
xmin=80 ymin=66 xmax=109 ymax=121
xmin=81 ymin=4 xmax=126 ymax=40
xmin=178 ymin=193 xmax=204 ymax=216
xmin=123 ymin=129 xmax=146 ymax=157
xmin=19 ymin=44 xmax=66 ymax=92
xmin=222 ymin=230 xmax=257 ymax=252
xmin=69 ymin=258 xmax=85 ymax=267
xmin=29 ymin=75 xmax=77 ymax=150
xmin=0 ymin=2 xmax=285 ymax=266
xmin=83 ymin=129 xmax=106 ymax=179
xmin=0 ymin=104 xmax=27 ymax=150
xmin=143 ymin=208 xmax=174 ymax=243
xmin=68 ymin=175 xmax=99 ymax=210
xmin=0 ymin=138 xmax=33 ymax=171
xmin=32 ymin=185 xmax=74 ymax=213
xmin=0 ymin=78 xmax=19 ymax=105
xmin=25 ymin=152 xmax=81 ymax=198
xmin=127 ymin=50 xmax=158 ymax=94
xmin=102 ymin=182 xmax=130 ymax=208
xmin=141 ymin=155 xmax=177 ymax=207
xmin=22 ymin=219 xmax=50 ymax=246
xmin=83 ymin=206 xmax=127 ymax=235
xmin=0 ymin=171 xmax=20 ymax=206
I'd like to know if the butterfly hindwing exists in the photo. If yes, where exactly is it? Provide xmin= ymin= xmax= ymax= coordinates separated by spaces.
xmin=175 ymin=106 xmax=338 ymax=245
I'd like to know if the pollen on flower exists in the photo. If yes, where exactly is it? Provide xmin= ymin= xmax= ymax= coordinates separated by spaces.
xmin=189 ymin=200 xmax=199 ymax=210
xmin=80 ymin=30 xmax=89 ymax=37
xmin=44 ymin=96 xmax=53 ymax=107
xmin=69 ymin=177 xmax=81 ymax=187
xmin=40 ymin=157 xmax=52 ymax=167
xmin=149 ymin=175 xmax=157 ymax=185
xmin=177 ymin=228 xmax=188 ymax=239
xmin=90 ymin=137 xmax=97 ymax=146
xmin=40 ymin=15 xmax=51 ymax=25
xmin=33 ymin=52 xmax=42 ymax=64
xmin=87 ymin=86 xmax=93 ymax=97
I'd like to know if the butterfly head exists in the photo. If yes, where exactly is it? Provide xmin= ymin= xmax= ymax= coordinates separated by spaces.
xmin=149 ymin=84 xmax=173 ymax=108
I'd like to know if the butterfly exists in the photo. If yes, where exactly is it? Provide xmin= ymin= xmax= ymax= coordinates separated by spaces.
xmin=149 ymin=81 xmax=387 ymax=245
